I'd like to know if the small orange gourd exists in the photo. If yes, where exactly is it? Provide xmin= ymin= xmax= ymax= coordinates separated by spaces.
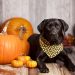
xmin=26 ymin=60 xmax=37 ymax=68
xmin=11 ymin=60 xmax=23 ymax=68
xmin=18 ymin=56 xmax=31 ymax=64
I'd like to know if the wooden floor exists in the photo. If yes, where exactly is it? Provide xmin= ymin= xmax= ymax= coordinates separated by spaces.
xmin=0 ymin=63 xmax=73 ymax=75
xmin=0 ymin=46 xmax=75 ymax=75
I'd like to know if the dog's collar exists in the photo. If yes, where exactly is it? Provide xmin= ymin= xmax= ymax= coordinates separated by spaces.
xmin=39 ymin=36 xmax=63 ymax=58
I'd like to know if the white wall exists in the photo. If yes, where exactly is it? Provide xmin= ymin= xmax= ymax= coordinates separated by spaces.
xmin=72 ymin=0 xmax=75 ymax=24
xmin=0 ymin=0 xmax=74 ymax=34
xmin=0 ymin=0 xmax=3 ymax=23
xmin=2 ymin=0 xmax=29 ymax=21
xmin=47 ymin=0 xmax=73 ymax=34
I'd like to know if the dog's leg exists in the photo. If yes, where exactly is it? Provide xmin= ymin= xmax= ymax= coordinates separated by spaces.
xmin=57 ymin=53 xmax=75 ymax=72
xmin=64 ymin=47 xmax=73 ymax=54
xmin=64 ymin=55 xmax=75 ymax=71
xmin=36 ymin=51 xmax=49 ymax=73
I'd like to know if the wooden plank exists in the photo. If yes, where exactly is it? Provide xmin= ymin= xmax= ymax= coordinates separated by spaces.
xmin=28 ymin=63 xmax=72 ymax=75
xmin=28 ymin=68 xmax=38 ymax=75
xmin=0 ymin=64 xmax=28 ymax=75
xmin=0 ymin=69 xmax=16 ymax=75
xmin=38 ymin=64 xmax=71 ymax=75
xmin=0 ymin=64 xmax=73 ymax=75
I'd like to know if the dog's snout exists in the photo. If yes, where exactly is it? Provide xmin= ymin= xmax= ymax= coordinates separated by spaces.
xmin=50 ymin=26 xmax=57 ymax=35
xmin=51 ymin=29 xmax=57 ymax=35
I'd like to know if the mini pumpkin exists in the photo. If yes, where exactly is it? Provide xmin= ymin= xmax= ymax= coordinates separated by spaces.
xmin=11 ymin=60 xmax=23 ymax=68
xmin=26 ymin=60 xmax=37 ymax=68
xmin=17 ymin=56 xmax=31 ymax=64
xmin=1 ymin=17 xmax=34 ymax=40
xmin=0 ymin=34 xmax=29 ymax=64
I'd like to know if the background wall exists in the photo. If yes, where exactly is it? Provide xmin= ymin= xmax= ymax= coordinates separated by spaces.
xmin=0 ymin=0 xmax=74 ymax=34
xmin=72 ymin=0 xmax=75 ymax=25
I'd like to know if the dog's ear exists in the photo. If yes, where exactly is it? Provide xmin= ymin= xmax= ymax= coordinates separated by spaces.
xmin=37 ymin=19 xmax=47 ymax=33
xmin=58 ymin=19 xmax=69 ymax=32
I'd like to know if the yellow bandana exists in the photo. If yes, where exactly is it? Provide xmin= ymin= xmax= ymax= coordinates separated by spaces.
xmin=39 ymin=36 xmax=63 ymax=58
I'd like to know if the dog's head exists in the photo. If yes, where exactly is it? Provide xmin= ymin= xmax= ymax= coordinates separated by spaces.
xmin=37 ymin=19 xmax=69 ymax=45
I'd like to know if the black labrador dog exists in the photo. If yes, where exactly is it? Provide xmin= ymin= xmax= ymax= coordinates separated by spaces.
xmin=28 ymin=19 xmax=75 ymax=73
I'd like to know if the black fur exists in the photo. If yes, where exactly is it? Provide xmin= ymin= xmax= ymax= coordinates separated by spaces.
xmin=28 ymin=18 xmax=75 ymax=73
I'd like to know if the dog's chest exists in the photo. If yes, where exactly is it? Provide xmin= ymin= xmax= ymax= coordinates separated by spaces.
xmin=39 ymin=36 xmax=63 ymax=58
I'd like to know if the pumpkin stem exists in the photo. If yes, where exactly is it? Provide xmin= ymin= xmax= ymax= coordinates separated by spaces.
xmin=19 ymin=26 xmax=26 ymax=40
xmin=1 ymin=21 xmax=10 ymax=34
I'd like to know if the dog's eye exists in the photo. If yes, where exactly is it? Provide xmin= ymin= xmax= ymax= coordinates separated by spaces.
xmin=47 ymin=24 xmax=52 ymax=28
xmin=55 ymin=24 xmax=60 ymax=29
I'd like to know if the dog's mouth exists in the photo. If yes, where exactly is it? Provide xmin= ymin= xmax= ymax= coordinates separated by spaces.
xmin=41 ymin=35 xmax=61 ymax=45
xmin=49 ymin=40 xmax=60 ymax=45
xmin=46 ymin=34 xmax=61 ymax=45
xmin=50 ymin=34 xmax=58 ymax=38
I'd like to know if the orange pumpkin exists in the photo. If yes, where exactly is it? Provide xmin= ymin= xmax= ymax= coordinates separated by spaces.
xmin=0 ymin=17 xmax=34 ymax=40
xmin=26 ymin=60 xmax=37 ymax=68
xmin=0 ymin=34 xmax=29 ymax=64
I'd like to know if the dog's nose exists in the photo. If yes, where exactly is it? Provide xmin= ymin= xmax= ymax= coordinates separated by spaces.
xmin=50 ymin=27 xmax=57 ymax=35
xmin=51 ymin=30 xmax=57 ymax=34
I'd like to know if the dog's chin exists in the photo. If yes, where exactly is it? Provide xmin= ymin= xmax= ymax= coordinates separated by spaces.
xmin=47 ymin=34 xmax=62 ymax=45
xmin=49 ymin=40 xmax=61 ymax=45
xmin=48 ymin=38 xmax=62 ymax=45
xmin=42 ymin=34 xmax=63 ymax=45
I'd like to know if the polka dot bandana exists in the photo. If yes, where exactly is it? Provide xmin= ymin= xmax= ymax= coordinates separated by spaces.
xmin=39 ymin=36 xmax=63 ymax=58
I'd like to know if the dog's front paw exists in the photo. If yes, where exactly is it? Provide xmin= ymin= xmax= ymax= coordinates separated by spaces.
xmin=39 ymin=68 xmax=49 ymax=73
